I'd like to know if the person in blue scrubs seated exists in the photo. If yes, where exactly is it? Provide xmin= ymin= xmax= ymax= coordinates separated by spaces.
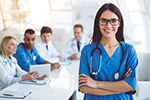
xmin=0 ymin=36 xmax=40 ymax=90
xmin=78 ymin=3 xmax=138 ymax=100
xmin=13 ymin=29 xmax=60 ymax=72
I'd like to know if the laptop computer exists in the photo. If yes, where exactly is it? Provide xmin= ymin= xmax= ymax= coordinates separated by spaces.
xmin=30 ymin=64 xmax=51 ymax=77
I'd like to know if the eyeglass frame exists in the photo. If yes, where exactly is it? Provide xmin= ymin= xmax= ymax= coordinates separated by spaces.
xmin=98 ymin=18 xmax=121 ymax=26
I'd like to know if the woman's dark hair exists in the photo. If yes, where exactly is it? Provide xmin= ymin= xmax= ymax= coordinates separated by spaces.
xmin=91 ymin=3 xmax=124 ymax=43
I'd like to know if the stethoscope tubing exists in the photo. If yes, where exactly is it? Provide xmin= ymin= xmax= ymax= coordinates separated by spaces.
xmin=90 ymin=41 xmax=125 ymax=80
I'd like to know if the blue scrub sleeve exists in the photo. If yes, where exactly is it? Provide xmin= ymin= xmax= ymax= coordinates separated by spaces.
xmin=33 ymin=47 xmax=45 ymax=64
xmin=124 ymin=46 xmax=138 ymax=95
xmin=13 ymin=48 xmax=31 ymax=72
xmin=78 ymin=46 xmax=91 ymax=91
xmin=36 ymin=55 xmax=45 ymax=64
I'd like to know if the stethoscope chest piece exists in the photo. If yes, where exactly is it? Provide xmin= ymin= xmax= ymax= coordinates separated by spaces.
xmin=92 ymin=72 xmax=98 ymax=75
xmin=114 ymin=72 xmax=119 ymax=80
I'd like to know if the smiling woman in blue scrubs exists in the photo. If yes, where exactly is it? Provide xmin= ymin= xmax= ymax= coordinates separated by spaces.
xmin=78 ymin=3 xmax=138 ymax=100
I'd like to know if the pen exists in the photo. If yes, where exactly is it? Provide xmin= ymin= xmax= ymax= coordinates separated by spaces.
xmin=44 ymin=80 xmax=50 ymax=84
xmin=3 ymin=93 xmax=14 ymax=96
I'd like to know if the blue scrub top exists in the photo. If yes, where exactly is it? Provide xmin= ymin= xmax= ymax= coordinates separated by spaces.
xmin=79 ymin=42 xmax=138 ymax=100
xmin=13 ymin=43 xmax=45 ymax=72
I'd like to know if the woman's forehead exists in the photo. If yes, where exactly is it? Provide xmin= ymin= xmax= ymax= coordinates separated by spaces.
xmin=100 ymin=10 xmax=119 ymax=19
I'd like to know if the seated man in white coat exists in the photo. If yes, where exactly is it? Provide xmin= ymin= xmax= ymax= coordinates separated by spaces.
xmin=35 ymin=26 xmax=63 ymax=62
xmin=61 ymin=24 xmax=90 ymax=60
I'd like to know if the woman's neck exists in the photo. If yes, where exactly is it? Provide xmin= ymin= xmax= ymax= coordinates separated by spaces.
xmin=100 ymin=37 xmax=119 ymax=47
xmin=6 ymin=54 xmax=11 ymax=59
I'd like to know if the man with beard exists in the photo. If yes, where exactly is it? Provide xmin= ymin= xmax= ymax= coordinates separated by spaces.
xmin=13 ymin=29 xmax=60 ymax=72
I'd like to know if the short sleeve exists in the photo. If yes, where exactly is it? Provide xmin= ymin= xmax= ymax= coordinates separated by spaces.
xmin=34 ymin=48 xmax=45 ymax=64
xmin=13 ymin=46 xmax=31 ymax=71
xmin=124 ymin=46 xmax=138 ymax=94
xmin=78 ymin=46 xmax=90 ymax=91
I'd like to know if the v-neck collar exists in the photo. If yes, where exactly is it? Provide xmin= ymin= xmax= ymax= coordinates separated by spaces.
xmin=99 ymin=42 xmax=121 ymax=65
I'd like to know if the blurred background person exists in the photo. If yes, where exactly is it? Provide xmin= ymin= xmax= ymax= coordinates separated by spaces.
xmin=35 ymin=26 xmax=63 ymax=63
xmin=13 ymin=29 xmax=60 ymax=72
xmin=0 ymin=36 xmax=40 ymax=90
xmin=61 ymin=24 xmax=90 ymax=60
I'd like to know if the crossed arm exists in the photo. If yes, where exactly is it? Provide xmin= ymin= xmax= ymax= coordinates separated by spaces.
xmin=78 ymin=69 xmax=134 ymax=95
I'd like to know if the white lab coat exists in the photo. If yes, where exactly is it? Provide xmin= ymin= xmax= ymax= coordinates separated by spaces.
xmin=0 ymin=55 xmax=27 ymax=90
xmin=35 ymin=39 xmax=60 ymax=62
xmin=61 ymin=36 xmax=90 ymax=59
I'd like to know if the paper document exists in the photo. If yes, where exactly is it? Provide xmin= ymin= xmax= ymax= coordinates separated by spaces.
xmin=59 ymin=62 xmax=72 ymax=66
xmin=19 ymin=77 xmax=50 ymax=85
xmin=51 ymin=67 xmax=63 ymax=72
xmin=0 ymin=90 xmax=31 ymax=99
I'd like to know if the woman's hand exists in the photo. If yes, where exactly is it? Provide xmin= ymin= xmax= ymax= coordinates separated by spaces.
xmin=22 ymin=70 xmax=39 ymax=81
xmin=79 ymin=73 xmax=98 ymax=88
xmin=122 ymin=68 xmax=132 ymax=79
xmin=37 ymin=75 xmax=47 ymax=80
xmin=58 ymin=55 xmax=63 ymax=61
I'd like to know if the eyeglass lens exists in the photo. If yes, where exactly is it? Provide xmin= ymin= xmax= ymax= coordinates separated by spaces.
xmin=99 ymin=18 xmax=120 ymax=26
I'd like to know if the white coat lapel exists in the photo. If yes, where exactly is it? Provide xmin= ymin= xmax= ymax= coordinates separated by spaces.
xmin=72 ymin=38 xmax=78 ymax=54
xmin=2 ymin=57 xmax=15 ymax=75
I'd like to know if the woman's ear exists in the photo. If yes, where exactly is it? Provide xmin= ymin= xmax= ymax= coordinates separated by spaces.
xmin=118 ymin=22 xmax=121 ymax=27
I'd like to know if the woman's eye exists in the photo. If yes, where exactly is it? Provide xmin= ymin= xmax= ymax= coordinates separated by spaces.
xmin=101 ymin=19 xmax=107 ymax=22
xmin=111 ymin=19 xmax=117 ymax=23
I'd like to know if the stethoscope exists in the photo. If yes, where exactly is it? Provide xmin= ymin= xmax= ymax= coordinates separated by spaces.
xmin=90 ymin=41 xmax=125 ymax=80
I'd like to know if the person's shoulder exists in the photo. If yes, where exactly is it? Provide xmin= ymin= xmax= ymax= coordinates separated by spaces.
xmin=35 ymin=39 xmax=43 ymax=45
xmin=0 ymin=55 xmax=7 ymax=62
xmin=67 ymin=38 xmax=74 ymax=42
xmin=17 ymin=43 xmax=24 ymax=50
xmin=11 ymin=56 xmax=17 ymax=63
xmin=0 ymin=55 xmax=5 ymax=66
xmin=82 ymin=36 xmax=91 ymax=43
xmin=121 ymin=42 xmax=134 ymax=49
xmin=15 ymin=43 xmax=26 ymax=56
xmin=48 ymin=40 xmax=53 ymax=45
xmin=65 ymin=38 xmax=75 ymax=46
xmin=82 ymin=42 xmax=96 ymax=50
xmin=121 ymin=42 xmax=137 ymax=54
xmin=83 ymin=35 xmax=90 ymax=40
xmin=0 ymin=55 xmax=3 ymax=61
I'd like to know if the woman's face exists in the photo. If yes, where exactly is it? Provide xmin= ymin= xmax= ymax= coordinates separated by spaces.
xmin=7 ymin=38 xmax=17 ymax=57
xmin=99 ymin=10 xmax=120 ymax=39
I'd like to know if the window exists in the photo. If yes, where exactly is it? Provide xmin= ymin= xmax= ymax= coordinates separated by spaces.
xmin=125 ymin=0 xmax=146 ymax=42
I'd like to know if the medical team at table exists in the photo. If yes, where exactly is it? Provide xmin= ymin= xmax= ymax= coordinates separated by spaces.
xmin=0 ymin=3 xmax=139 ymax=100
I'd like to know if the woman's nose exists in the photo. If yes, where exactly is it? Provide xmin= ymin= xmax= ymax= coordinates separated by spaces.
xmin=105 ymin=21 xmax=112 ymax=27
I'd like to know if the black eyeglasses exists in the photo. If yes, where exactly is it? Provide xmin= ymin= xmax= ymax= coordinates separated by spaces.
xmin=99 ymin=18 xmax=120 ymax=26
